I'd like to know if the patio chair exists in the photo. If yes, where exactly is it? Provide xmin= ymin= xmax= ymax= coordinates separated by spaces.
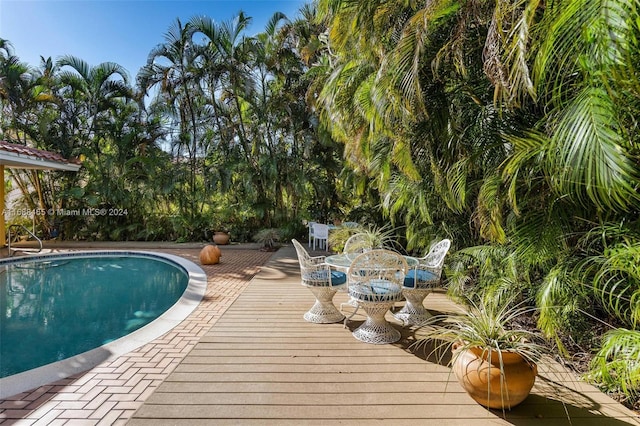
xmin=292 ymin=239 xmax=346 ymax=323
xmin=343 ymin=232 xmax=374 ymax=258
xmin=394 ymin=238 xmax=451 ymax=325
xmin=346 ymin=249 xmax=408 ymax=344
xmin=312 ymin=223 xmax=329 ymax=251
xmin=307 ymin=221 xmax=317 ymax=247
xmin=339 ymin=232 xmax=375 ymax=321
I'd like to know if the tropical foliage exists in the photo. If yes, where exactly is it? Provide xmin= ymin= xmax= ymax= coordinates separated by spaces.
xmin=314 ymin=0 xmax=640 ymax=408
xmin=2 ymin=0 xmax=640 ymax=407
xmin=0 ymin=7 xmax=351 ymax=242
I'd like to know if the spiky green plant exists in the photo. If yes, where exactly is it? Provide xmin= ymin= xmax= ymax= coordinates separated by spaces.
xmin=327 ymin=223 xmax=397 ymax=253
xmin=412 ymin=295 xmax=549 ymax=413
xmin=414 ymin=296 xmax=547 ymax=368
xmin=253 ymin=228 xmax=281 ymax=249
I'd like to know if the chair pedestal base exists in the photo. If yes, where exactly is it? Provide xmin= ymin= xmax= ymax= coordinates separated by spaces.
xmin=352 ymin=302 xmax=400 ymax=344
xmin=304 ymin=286 xmax=345 ymax=323
xmin=394 ymin=289 xmax=432 ymax=325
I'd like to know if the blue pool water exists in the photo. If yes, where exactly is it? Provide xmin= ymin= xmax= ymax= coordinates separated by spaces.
xmin=0 ymin=254 xmax=189 ymax=378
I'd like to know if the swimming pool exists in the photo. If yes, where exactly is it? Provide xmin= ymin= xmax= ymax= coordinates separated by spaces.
xmin=0 ymin=251 xmax=207 ymax=399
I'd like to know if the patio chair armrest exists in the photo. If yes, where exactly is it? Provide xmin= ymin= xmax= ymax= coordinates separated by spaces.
xmin=308 ymin=255 xmax=327 ymax=265
xmin=303 ymin=261 xmax=331 ymax=272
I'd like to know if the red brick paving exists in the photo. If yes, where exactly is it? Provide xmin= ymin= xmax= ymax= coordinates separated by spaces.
xmin=0 ymin=247 xmax=273 ymax=425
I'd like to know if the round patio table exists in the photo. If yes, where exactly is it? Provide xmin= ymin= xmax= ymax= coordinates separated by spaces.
xmin=325 ymin=253 xmax=418 ymax=271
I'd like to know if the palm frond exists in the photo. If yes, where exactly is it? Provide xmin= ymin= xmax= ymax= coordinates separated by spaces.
xmin=586 ymin=328 xmax=640 ymax=401
xmin=385 ymin=0 xmax=460 ymax=112
xmin=536 ymin=264 xmax=585 ymax=351
xmin=549 ymin=85 xmax=639 ymax=212
xmin=507 ymin=207 xmax=568 ymax=267
xmin=500 ymin=0 xmax=541 ymax=106
xmin=501 ymin=129 xmax=548 ymax=215
xmin=587 ymin=240 xmax=640 ymax=327
xmin=475 ymin=173 xmax=506 ymax=244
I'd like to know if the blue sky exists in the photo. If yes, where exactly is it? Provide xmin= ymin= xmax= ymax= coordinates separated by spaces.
xmin=0 ymin=0 xmax=307 ymax=78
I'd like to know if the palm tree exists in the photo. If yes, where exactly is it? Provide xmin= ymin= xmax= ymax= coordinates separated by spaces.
xmin=0 ymin=43 xmax=73 ymax=235
xmin=189 ymin=12 xmax=256 ymax=160
xmin=137 ymin=18 xmax=207 ymax=226
xmin=56 ymin=55 xmax=131 ymax=157
xmin=0 ymin=39 xmax=40 ymax=143
xmin=191 ymin=11 xmax=306 ymax=227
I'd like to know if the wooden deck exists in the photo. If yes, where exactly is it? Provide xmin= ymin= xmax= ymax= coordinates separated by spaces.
xmin=129 ymin=246 xmax=640 ymax=425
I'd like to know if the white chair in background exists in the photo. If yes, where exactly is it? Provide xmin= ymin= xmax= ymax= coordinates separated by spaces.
xmin=308 ymin=221 xmax=317 ymax=247
xmin=312 ymin=223 xmax=329 ymax=251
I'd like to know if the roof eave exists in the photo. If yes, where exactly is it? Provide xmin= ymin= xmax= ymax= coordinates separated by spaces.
xmin=0 ymin=152 xmax=81 ymax=171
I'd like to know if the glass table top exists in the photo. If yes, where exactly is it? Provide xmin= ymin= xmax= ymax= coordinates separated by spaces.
xmin=325 ymin=253 xmax=419 ymax=269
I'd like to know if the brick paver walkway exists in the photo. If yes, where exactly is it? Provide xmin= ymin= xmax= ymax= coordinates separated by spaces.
xmin=0 ymin=246 xmax=274 ymax=425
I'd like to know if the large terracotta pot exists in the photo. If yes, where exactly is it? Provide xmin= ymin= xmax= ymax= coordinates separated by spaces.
xmin=199 ymin=244 xmax=222 ymax=265
xmin=451 ymin=344 xmax=537 ymax=409
xmin=213 ymin=231 xmax=230 ymax=245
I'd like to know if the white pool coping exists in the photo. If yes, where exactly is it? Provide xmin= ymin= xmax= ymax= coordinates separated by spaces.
xmin=0 ymin=250 xmax=208 ymax=399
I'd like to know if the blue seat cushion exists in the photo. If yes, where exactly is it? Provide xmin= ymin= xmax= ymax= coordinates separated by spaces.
xmin=350 ymin=279 xmax=402 ymax=302
xmin=403 ymin=269 xmax=437 ymax=288
xmin=331 ymin=270 xmax=347 ymax=285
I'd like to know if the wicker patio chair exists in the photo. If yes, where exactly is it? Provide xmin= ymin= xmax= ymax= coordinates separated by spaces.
xmin=346 ymin=249 xmax=408 ymax=344
xmin=394 ymin=238 xmax=451 ymax=325
xmin=339 ymin=232 xmax=375 ymax=321
xmin=343 ymin=232 xmax=374 ymax=258
xmin=292 ymin=239 xmax=346 ymax=323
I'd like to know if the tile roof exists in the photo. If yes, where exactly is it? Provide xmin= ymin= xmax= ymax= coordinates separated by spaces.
xmin=0 ymin=140 xmax=81 ymax=168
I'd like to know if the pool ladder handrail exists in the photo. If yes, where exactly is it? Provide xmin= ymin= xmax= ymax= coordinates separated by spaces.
xmin=7 ymin=224 xmax=43 ymax=256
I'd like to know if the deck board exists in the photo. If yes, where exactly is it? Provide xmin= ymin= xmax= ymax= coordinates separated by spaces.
xmin=129 ymin=246 xmax=640 ymax=425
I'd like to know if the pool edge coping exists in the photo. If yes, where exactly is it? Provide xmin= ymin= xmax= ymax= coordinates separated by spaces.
xmin=0 ymin=250 xmax=207 ymax=399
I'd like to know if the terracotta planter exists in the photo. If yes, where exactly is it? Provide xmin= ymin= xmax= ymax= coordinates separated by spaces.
xmin=213 ymin=231 xmax=230 ymax=245
xmin=199 ymin=244 xmax=222 ymax=265
xmin=452 ymin=344 xmax=537 ymax=409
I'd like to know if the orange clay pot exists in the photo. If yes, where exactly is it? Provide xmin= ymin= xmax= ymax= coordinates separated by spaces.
xmin=451 ymin=343 xmax=537 ymax=409
xmin=213 ymin=231 xmax=230 ymax=245
xmin=199 ymin=244 xmax=222 ymax=265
